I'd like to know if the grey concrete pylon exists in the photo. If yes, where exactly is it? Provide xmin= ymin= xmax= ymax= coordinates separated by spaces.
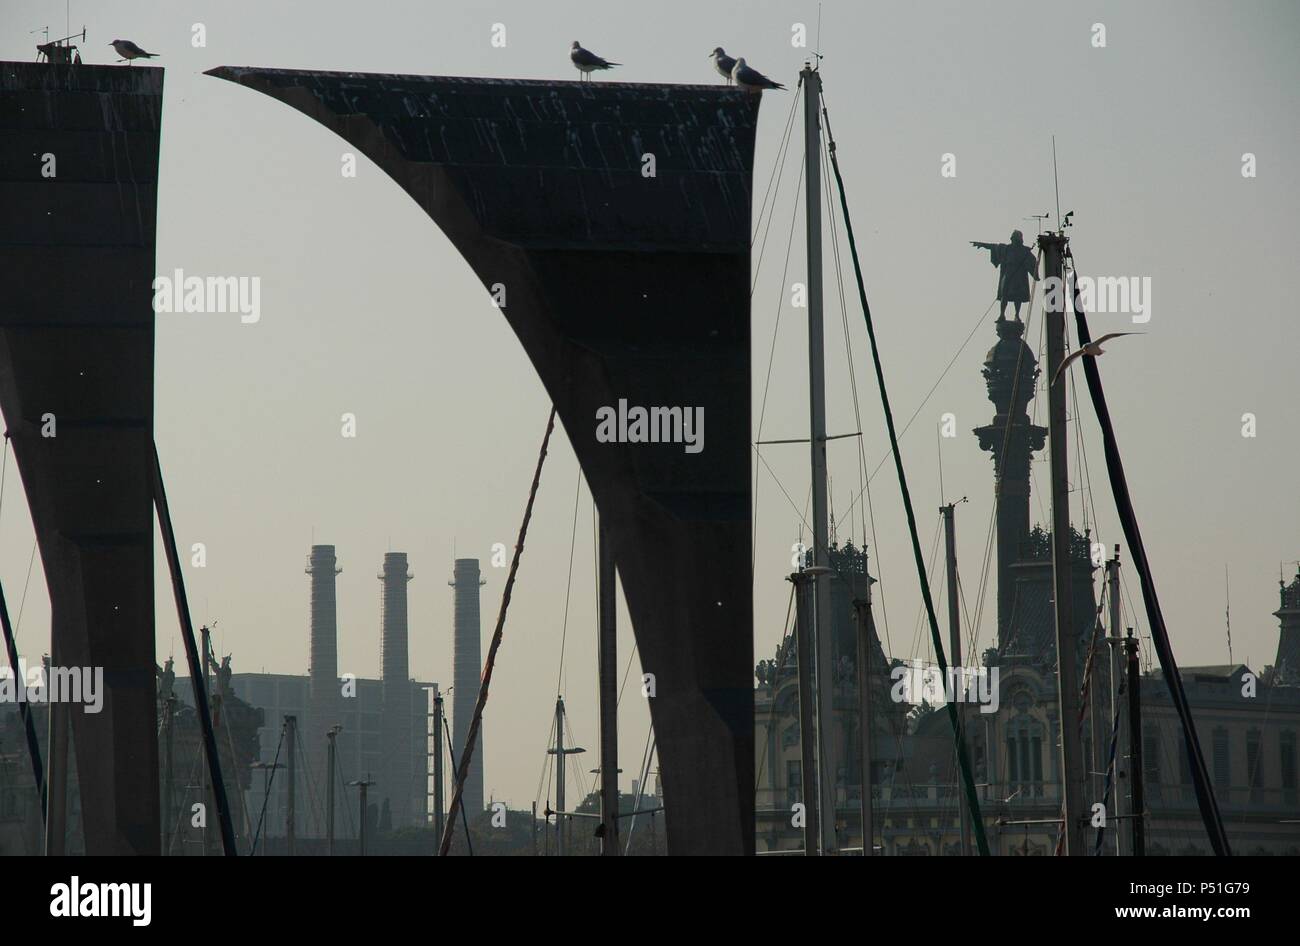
xmin=208 ymin=68 xmax=760 ymax=854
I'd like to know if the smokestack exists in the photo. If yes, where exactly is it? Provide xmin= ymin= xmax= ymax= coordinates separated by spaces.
xmin=379 ymin=552 xmax=413 ymax=827
xmin=306 ymin=545 xmax=341 ymax=835
xmin=449 ymin=558 xmax=485 ymax=814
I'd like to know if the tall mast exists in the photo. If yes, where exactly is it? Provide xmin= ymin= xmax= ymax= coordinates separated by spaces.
xmin=1039 ymin=231 xmax=1087 ymax=855
xmin=1106 ymin=548 xmax=1126 ymax=856
xmin=597 ymin=519 xmax=619 ymax=855
xmin=555 ymin=698 xmax=566 ymax=856
xmin=790 ymin=569 xmax=821 ymax=854
xmin=801 ymin=61 xmax=838 ymax=856
xmin=351 ymin=774 xmax=374 ymax=856
xmin=326 ymin=724 xmax=340 ymax=856
xmin=285 ymin=714 xmax=297 ymax=857
xmin=547 ymin=696 xmax=585 ymax=855
xmin=941 ymin=503 xmax=971 ymax=856
xmin=851 ymin=581 xmax=874 ymax=856
xmin=432 ymin=686 xmax=445 ymax=843
xmin=163 ymin=693 xmax=176 ymax=856
xmin=201 ymin=624 xmax=212 ymax=856
xmin=1125 ymin=630 xmax=1145 ymax=855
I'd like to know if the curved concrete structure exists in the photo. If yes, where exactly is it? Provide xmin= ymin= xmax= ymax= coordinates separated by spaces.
xmin=209 ymin=67 xmax=759 ymax=853
xmin=0 ymin=61 xmax=162 ymax=854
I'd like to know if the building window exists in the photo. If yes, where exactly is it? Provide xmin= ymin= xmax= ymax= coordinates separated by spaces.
xmin=1281 ymin=732 xmax=1297 ymax=807
xmin=1246 ymin=729 xmax=1264 ymax=803
xmin=1006 ymin=726 xmax=1044 ymax=797
xmin=1177 ymin=737 xmax=1191 ymax=782
xmin=1143 ymin=727 xmax=1160 ymax=794
xmin=1212 ymin=728 xmax=1230 ymax=800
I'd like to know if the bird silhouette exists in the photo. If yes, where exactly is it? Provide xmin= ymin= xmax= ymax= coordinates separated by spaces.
xmin=570 ymin=42 xmax=619 ymax=82
xmin=709 ymin=47 xmax=737 ymax=84
xmin=1052 ymin=332 xmax=1144 ymax=384
xmin=110 ymin=39 xmax=156 ymax=64
xmin=731 ymin=58 xmax=785 ymax=92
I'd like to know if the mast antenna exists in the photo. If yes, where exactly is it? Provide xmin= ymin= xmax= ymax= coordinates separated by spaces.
xmin=815 ymin=2 xmax=823 ymax=67
xmin=1052 ymin=136 xmax=1062 ymax=234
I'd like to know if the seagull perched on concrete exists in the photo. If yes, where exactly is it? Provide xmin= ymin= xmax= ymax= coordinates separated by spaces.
xmin=709 ymin=47 xmax=737 ymax=84
xmin=731 ymin=57 xmax=785 ymax=92
xmin=570 ymin=42 xmax=619 ymax=82
xmin=1052 ymin=332 xmax=1143 ymax=384
xmin=110 ymin=39 xmax=157 ymax=64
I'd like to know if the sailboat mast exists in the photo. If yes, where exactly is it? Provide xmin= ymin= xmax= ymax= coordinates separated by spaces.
xmin=1106 ymin=549 xmax=1126 ymax=856
xmin=791 ymin=569 xmax=821 ymax=854
xmin=801 ymin=63 xmax=838 ymax=856
xmin=555 ymin=697 xmax=566 ymax=856
xmin=432 ymin=686 xmax=445 ymax=844
xmin=597 ymin=519 xmax=619 ymax=855
xmin=1039 ymin=231 xmax=1087 ymax=855
xmin=852 ymin=593 xmax=874 ymax=856
xmin=941 ymin=503 xmax=972 ymax=856
xmin=547 ymin=696 xmax=584 ymax=855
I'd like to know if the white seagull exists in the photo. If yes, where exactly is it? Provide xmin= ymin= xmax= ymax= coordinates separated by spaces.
xmin=731 ymin=57 xmax=786 ymax=92
xmin=110 ymin=39 xmax=157 ymax=64
xmin=1052 ymin=332 xmax=1144 ymax=384
xmin=709 ymin=47 xmax=737 ymax=84
xmin=570 ymin=42 xmax=619 ymax=82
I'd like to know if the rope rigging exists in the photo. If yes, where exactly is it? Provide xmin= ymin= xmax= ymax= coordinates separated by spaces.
xmin=438 ymin=407 xmax=558 ymax=856
xmin=819 ymin=88 xmax=990 ymax=855
xmin=1064 ymin=245 xmax=1232 ymax=856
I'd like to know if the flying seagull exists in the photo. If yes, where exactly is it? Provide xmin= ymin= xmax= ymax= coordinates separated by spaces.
xmin=110 ymin=39 xmax=156 ymax=64
xmin=1052 ymin=332 xmax=1143 ymax=384
xmin=709 ymin=47 xmax=737 ymax=84
xmin=731 ymin=58 xmax=786 ymax=92
xmin=570 ymin=42 xmax=619 ymax=82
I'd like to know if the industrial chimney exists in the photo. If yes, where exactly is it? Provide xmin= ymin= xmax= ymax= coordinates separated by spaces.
xmin=379 ymin=552 xmax=413 ymax=828
xmin=306 ymin=544 xmax=341 ymax=834
xmin=449 ymin=558 xmax=485 ymax=814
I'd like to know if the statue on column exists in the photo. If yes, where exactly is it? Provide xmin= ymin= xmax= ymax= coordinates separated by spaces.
xmin=971 ymin=230 xmax=1039 ymax=321
xmin=215 ymin=654 xmax=233 ymax=701
xmin=156 ymin=656 xmax=175 ymax=702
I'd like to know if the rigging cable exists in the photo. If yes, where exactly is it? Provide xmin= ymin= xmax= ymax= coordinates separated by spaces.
xmin=820 ymin=134 xmax=892 ymax=645
xmin=248 ymin=722 xmax=286 ymax=855
xmin=555 ymin=466 xmax=583 ymax=699
xmin=751 ymin=76 xmax=805 ymax=577
xmin=438 ymin=406 xmax=558 ymax=856
xmin=1066 ymin=247 xmax=1231 ymax=856
xmin=154 ymin=444 xmax=237 ymax=855
xmin=820 ymin=91 xmax=989 ymax=855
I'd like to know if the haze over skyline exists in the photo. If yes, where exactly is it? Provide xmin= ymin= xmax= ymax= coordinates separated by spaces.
xmin=1 ymin=0 xmax=1296 ymax=813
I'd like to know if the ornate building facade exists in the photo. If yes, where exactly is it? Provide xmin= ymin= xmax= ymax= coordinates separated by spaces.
xmin=753 ymin=318 xmax=1300 ymax=854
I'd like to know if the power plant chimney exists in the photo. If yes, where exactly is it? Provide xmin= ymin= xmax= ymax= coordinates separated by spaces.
xmin=306 ymin=544 xmax=341 ymax=834
xmin=449 ymin=558 xmax=485 ymax=815
xmin=380 ymin=552 xmax=413 ymax=828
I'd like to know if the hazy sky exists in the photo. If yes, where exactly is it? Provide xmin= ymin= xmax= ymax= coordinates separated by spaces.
xmin=2 ymin=0 xmax=1297 ymax=812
